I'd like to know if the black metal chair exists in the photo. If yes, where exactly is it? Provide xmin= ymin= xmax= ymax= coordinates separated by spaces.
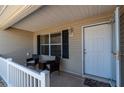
xmin=46 ymin=56 xmax=61 ymax=73
xmin=26 ymin=54 xmax=39 ymax=67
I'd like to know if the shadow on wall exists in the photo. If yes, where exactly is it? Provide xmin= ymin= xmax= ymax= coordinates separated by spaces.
xmin=1 ymin=48 xmax=33 ymax=65
xmin=0 ymin=28 xmax=34 ymax=65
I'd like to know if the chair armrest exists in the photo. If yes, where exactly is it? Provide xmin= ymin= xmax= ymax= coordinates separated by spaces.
xmin=26 ymin=58 xmax=33 ymax=62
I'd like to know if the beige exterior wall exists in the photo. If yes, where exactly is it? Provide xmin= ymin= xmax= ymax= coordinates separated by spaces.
xmin=33 ymin=13 xmax=112 ymax=75
xmin=0 ymin=28 xmax=33 ymax=65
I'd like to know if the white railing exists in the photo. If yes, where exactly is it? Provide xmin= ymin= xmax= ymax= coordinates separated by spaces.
xmin=0 ymin=57 xmax=50 ymax=87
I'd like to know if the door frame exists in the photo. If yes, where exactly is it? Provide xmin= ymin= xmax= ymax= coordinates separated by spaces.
xmin=81 ymin=21 xmax=112 ymax=80
xmin=114 ymin=7 xmax=121 ymax=87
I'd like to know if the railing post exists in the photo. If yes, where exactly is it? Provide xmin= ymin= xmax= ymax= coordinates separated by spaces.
xmin=7 ymin=63 xmax=9 ymax=86
xmin=6 ymin=58 xmax=12 ymax=87
xmin=40 ymin=70 xmax=50 ymax=87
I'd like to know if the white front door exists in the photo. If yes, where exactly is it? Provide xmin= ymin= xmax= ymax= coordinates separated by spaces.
xmin=84 ymin=23 xmax=112 ymax=79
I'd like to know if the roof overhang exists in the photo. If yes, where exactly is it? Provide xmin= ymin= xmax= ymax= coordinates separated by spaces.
xmin=0 ymin=5 xmax=41 ymax=30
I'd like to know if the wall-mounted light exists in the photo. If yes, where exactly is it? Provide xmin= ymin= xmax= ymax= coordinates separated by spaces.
xmin=69 ymin=28 xmax=73 ymax=37
xmin=26 ymin=52 xmax=30 ymax=57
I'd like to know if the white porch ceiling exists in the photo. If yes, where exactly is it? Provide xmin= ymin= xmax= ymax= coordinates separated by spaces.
xmin=13 ymin=5 xmax=115 ymax=32
xmin=0 ymin=5 xmax=41 ymax=30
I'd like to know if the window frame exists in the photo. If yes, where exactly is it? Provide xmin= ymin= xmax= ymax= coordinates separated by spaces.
xmin=40 ymin=34 xmax=49 ymax=56
xmin=40 ymin=32 xmax=63 ymax=57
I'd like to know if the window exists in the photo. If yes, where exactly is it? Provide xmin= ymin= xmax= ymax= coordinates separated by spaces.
xmin=40 ymin=35 xmax=49 ymax=44
xmin=40 ymin=32 xmax=62 ymax=57
xmin=40 ymin=45 xmax=49 ymax=55
xmin=50 ymin=33 xmax=61 ymax=56
xmin=38 ymin=30 xmax=69 ymax=58
xmin=51 ymin=45 xmax=61 ymax=56
xmin=50 ymin=33 xmax=61 ymax=44
xmin=40 ymin=35 xmax=49 ymax=55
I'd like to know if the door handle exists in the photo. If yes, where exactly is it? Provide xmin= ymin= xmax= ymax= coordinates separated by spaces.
xmin=112 ymin=51 xmax=120 ymax=60
xmin=112 ymin=52 xmax=116 ymax=55
xmin=112 ymin=52 xmax=116 ymax=56
xmin=83 ymin=49 xmax=86 ymax=54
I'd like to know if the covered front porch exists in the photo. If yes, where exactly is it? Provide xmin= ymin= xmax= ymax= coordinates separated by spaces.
xmin=0 ymin=5 xmax=123 ymax=87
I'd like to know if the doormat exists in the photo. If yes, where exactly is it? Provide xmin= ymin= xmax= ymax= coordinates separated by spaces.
xmin=0 ymin=80 xmax=6 ymax=87
xmin=84 ymin=78 xmax=111 ymax=87
xmin=0 ymin=76 xmax=7 ymax=87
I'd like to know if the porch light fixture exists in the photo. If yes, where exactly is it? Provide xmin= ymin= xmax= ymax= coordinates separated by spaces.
xmin=26 ymin=52 xmax=30 ymax=57
xmin=69 ymin=27 xmax=74 ymax=37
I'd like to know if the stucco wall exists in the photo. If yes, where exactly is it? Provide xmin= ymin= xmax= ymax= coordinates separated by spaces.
xmin=33 ymin=13 xmax=112 ymax=75
xmin=0 ymin=28 xmax=33 ymax=65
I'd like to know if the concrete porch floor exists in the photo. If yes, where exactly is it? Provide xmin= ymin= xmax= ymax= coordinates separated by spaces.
xmin=50 ymin=71 xmax=88 ymax=87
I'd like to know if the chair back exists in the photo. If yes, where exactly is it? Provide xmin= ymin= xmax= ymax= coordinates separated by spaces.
xmin=55 ymin=56 xmax=61 ymax=63
xmin=32 ymin=54 xmax=39 ymax=60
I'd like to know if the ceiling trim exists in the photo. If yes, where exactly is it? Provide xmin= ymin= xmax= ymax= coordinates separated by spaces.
xmin=8 ymin=27 xmax=34 ymax=33
xmin=0 ymin=5 xmax=7 ymax=16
